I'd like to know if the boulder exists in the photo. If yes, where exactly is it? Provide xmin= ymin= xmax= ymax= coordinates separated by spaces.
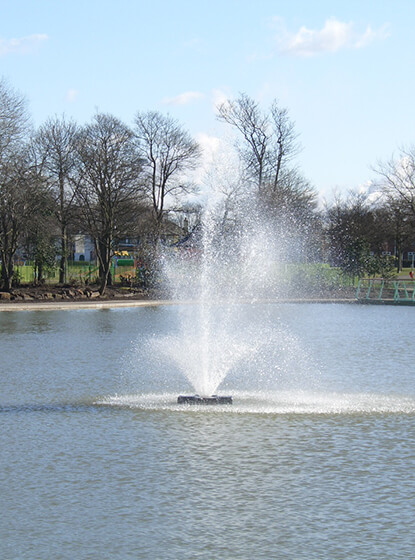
xmin=0 ymin=292 xmax=12 ymax=300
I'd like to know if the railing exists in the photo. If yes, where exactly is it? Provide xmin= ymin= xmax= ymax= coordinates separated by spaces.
xmin=356 ymin=279 xmax=415 ymax=303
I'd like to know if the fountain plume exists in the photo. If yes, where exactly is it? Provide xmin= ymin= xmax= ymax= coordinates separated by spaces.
xmin=155 ymin=186 xmax=289 ymax=397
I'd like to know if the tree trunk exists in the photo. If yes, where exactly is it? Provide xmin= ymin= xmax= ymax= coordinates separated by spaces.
xmin=99 ymin=268 xmax=109 ymax=295
xmin=37 ymin=261 xmax=44 ymax=284
xmin=1 ymin=252 xmax=14 ymax=291
xmin=97 ymin=239 xmax=113 ymax=295
xmin=59 ymin=223 xmax=68 ymax=284
xmin=395 ymin=237 xmax=403 ymax=273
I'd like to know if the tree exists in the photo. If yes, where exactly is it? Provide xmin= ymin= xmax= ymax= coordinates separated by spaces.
xmin=0 ymin=148 xmax=48 ymax=290
xmin=23 ymin=187 xmax=57 ymax=284
xmin=372 ymin=200 xmax=412 ymax=272
xmin=259 ymin=168 xmax=317 ymax=224
xmin=217 ymin=93 xmax=300 ymax=192
xmin=374 ymin=147 xmax=415 ymax=270
xmin=217 ymin=94 xmax=270 ymax=191
xmin=74 ymin=113 xmax=143 ymax=295
xmin=217 ymin=93 xmax=316 ymax=230
xmin=0 ymin=78 xmax=29 ymax=157
xmin=0 ymin=79 xmax=36 ymax=290
xmin=34 ymin=116 xmax=79 ymax=283
xmin=375 ymin=146 xmax=415 ymax=218
xmin=324 ymin=191 xmax=388 ymax=280
xmin=134 ymin=111 xmax=201 ymax=242
xmin=268 ymin=102 xmax=299 ymax=192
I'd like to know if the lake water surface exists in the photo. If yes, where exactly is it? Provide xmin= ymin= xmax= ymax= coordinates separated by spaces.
xmin=1 ymin=303 xmax=414 ymax=559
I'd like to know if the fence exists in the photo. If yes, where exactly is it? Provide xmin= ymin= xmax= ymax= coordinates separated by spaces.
xmin=356 ymin=278 xmax=415 ymax=303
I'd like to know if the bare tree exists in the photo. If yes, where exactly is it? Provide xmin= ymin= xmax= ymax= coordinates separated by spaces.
xmin=217 ymin=93 xmax=270 ymax=191
xmin=268 ymin=102 xmax=299 ymax=191
xmin=33 ymin=116 xmax=79 ymax=283
xmin=217 ymin=94 xmax=300 ymax=192
xmin=74 ymin=113 xmax=143 ymax=295
xmin=22 ymin=185 xmax=57 ymax=284
xmin=376 ymin=200 xmax=412 ymax=272
xmin=0 ymin=78 xmax=29 ymax=157
xmin=375 ymin=146 xmax=415 ymax=218
xmin=217 ymin=93 xmax=316 ymax=236
xmin=0 ymin=79 xmax=36 ymax=290
xmin=0 ymin=148 xmax=48 ymax=290
xmin=323 ymin=190 xmax=392 ymax=278
xmin=134 ymin=111 xmax=201 ymax=242
xmin=374 ymin=147 xmax=415 ymax=270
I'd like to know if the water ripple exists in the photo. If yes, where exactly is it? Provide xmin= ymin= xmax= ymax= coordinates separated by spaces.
xmin=0 ymin=402 xmax=98 ymax=414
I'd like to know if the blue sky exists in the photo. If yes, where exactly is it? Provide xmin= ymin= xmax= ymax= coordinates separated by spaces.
xmin=1 ymin=0 xmax=415 ymax=199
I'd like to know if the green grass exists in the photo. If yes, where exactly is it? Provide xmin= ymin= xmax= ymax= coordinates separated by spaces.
xmin=13 ymin=263 xmax=135 ymax=286
xmin=397 ymin=268 xmax=415 ymax=278
xmin=16 ymin=261 xmax=409 ymax=288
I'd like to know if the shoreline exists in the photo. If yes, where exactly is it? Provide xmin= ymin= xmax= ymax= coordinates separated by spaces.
xmin=0 ymin=296 xmax=360 ymax=312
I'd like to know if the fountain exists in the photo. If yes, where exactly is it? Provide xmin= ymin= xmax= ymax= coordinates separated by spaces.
xmin=177 ymin=395 xmax=233 ymax=405
xmin=156 ymin=188 xmax=291 ymax=405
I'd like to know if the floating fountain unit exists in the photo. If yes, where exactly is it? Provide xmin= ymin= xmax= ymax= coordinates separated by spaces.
xmin=177 ymin=395 xmax=233 ymax=405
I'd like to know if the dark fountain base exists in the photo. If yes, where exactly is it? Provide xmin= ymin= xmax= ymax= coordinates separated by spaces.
xmin=177 ymin=395 xmax=233 ymax=405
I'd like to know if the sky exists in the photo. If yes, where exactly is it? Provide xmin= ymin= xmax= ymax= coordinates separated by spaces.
xmin=1 ymin=0 xmax=415 ymax=200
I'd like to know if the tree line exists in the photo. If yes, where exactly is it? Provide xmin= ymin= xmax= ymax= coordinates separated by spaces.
xmin=1 ymin=78 xmax=415 ymax=294
xmin=0 ymin=78 xmax=201 ymax=294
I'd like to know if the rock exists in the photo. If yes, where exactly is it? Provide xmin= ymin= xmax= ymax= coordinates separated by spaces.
xmin=89 ymin=291 xmax=100 ymax=299
xmin=0 ymin=292 xmax=12 ymax=300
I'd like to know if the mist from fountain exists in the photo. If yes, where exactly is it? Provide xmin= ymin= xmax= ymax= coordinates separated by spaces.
xmin=153 ymin=189 xmax=298 ymax=397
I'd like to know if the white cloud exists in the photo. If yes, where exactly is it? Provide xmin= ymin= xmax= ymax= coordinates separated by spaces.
xmin=162 ymin=91 xmax=204 ymax=105
xmin=354 ymin=24 xmax=389 ymax=48
xmin=0 ymin=34 xmax=48 ymax=56
xmin=279 ymin=17 xmax=389 ymax=57
xmin=66 ymin=89 xmax=79 ymax=103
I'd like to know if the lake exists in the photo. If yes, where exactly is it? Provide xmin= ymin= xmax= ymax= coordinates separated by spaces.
xmin=0 ymin=303 xmax=414 ymax=559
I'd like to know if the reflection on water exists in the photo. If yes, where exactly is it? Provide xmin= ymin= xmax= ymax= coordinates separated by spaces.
xmin=0 ymin=310 xmax=57 ymax=334
xmin=1 ymin=304 xmax=415 ymax=559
